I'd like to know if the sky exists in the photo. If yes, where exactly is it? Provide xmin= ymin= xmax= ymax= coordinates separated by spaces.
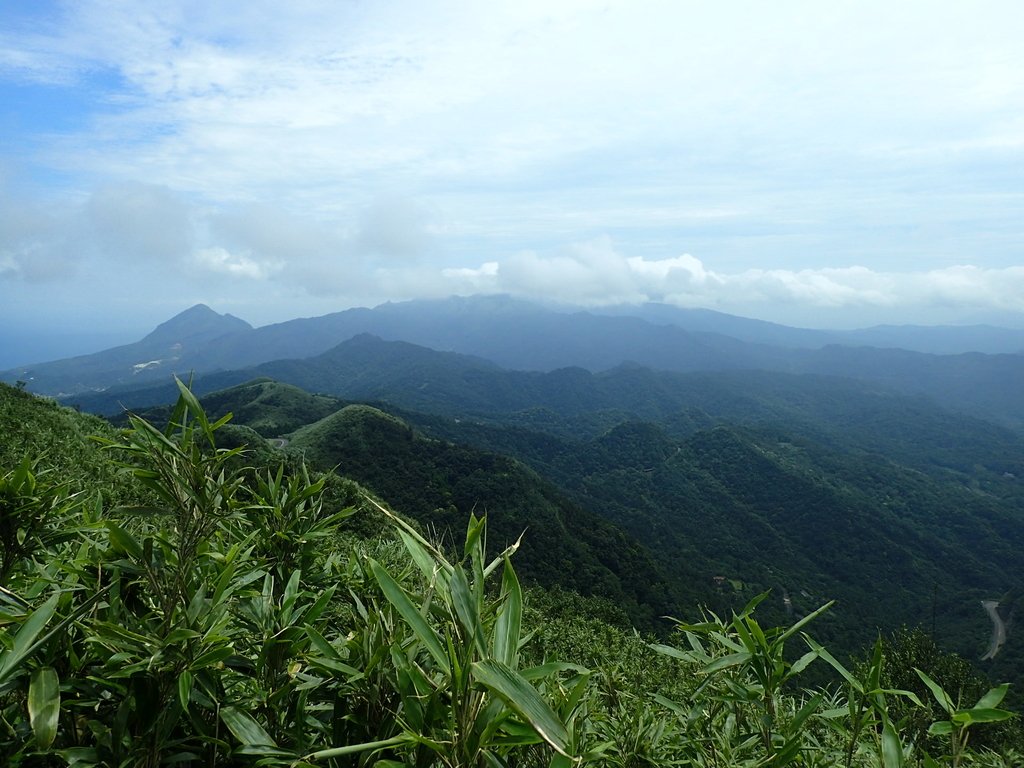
xmin=2 ymin=0 xmax=1024 ymax=366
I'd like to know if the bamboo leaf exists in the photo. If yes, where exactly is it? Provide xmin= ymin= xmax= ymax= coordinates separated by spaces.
xmin=493 ymin=557 xmax=522 ymax=667
xmin=0 ymin=593 xmax=59 ymax=682
xmin=304 ymin=734 xmax=414 ymax=761
xmin=702 ymin=651 xmax=751 ymax=674
xmin=519 ymin=661 xmax=588 ymax=681
xmin=178 ymin=670 xmax=192 ymax=711
xmin=789 ymin=649 xmax=818 ymax=677
xmin=928 ymin=720 xmax=954 ymax=736
xmin=450 ymin=564 xmax=485 ymax=653
xmin=777 ymin=600 xmax=834 ymax=644
xmin=915 ymin=669 xmax=955 ymax=715
xmin=370 ymin=559 xmax=450 ymax=675
xmin=105 ymin=522 xmax=144 ymax=559
xmin=954 ymin=707 xmax=1014 ymax=724
xmin=398 ymin=530 xmax=449 ymax=589
xmin=805 ymin=636 xmax=861 ymax=692
xmin=220 ymin=706 xmax=277 ymax=747
xmin=881 ymin=718 xmax=904 ymax=768
xmin=472 ymin=658 xmax=571 ymax=757
xmin=974 ymin=683 xmax=1010 ymax=710
xmin=790 ymin=693 xmax=822 ymax=733
xmin=28 ymin=666 xmax=60 ymax=750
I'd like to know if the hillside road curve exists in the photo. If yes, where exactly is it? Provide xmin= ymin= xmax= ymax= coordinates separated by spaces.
xmin=981 ymin=600 xmax=1006 ymax=661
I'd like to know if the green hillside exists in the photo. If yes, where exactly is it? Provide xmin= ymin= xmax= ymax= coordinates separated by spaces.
xmin=118 ymin=378 xmax=344 ymax=437
xmin=139 ymin=370 xmax=1024 ymax=678
xmin=2 ymin=381 xmax=1023 ymax=764
xmin=0 ymin=383 xmax=136 ymax=506
xmin=286 ymin=404 xmax=684 ymax=628
xmin=412 ymin=412 xmax=1024 ymax=664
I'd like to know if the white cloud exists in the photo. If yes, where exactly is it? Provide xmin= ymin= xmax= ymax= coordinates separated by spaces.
xmin=87 ymin=182 xmax=194 ymax=262
xmin=355 ymin=195 xmax=434 ymax=261
xmin=192 ymin=247 xmax=272 ymax=279
xmin=2 ymin=1 xmax=1024 ymax=331
xmin=0 ymin=190 xmax=79 ymax=282
xmin=402 ymin=239 xmax=1024 ymax=319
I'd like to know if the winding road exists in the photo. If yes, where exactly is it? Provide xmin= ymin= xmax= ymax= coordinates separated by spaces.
xmin=981 ymin=599 xmax=1006 ymax=661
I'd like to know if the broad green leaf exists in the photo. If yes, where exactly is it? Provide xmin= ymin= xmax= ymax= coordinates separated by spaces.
xmin=366 ymin=496 xmax=452 ymax=576
xmin=0 ymin=593 xmax=59 ymax=683
xmin=28 ymin=666 xmax=60 ymax=750
xmin=649 ymin=643 xmax=692 ymax=662
xmin=163 ymin=628 xmax=202 ymax=645
xmin=482 ymin=534 xmax=523 ymax=579
xmin=867 ymin=636 xmax=884 ymax=692
xmin=747 ymin=616 xmax=769 ymax=653
xmin=915 ymin=669 xmax=954 ymax=715
xmin=305 ymin=626 xmax=341 ymax=660
xmin=789 ymin=649 xmax=818 ymax=677
xmin=303 ymin=585 xmax=337 ymax=626
xmin=493 ymin=558 xmax=522 ymax=667
xmin=220 ymin=706 xmax=277 ymax=747
xmin=702 ymin=651 xmax=752 ymax=674
xmin=173 ymin=377 xmax=215 ymax=444
xmin=370 ymin=559 xmax=450 ymax=675
xmin=178 ymin=670 xmax=192 ymax=711
xmin=463 ymin=512 xmax=485 ymax=563
xmin=105 ymin=522 xmax=143 ymax=559
xmin=472 ymin=658 xmax=571 ymax=757
xmin=398 ymin=530 xmax=449 ymax=588
xmin=974 ymin=683 xmax=1010 ymax=710
xmin=953 ymin=707 xmax=1013 ymax=724
xmin=192 ymin=646 xmax=233 ymax=669
xmin=880 ymin=718 xmax=903 ymax=768
xmin=450 ymin=564 xmax=485 ymax=653
xmin=928 ymin=720 xmax=954 ymax=736
xmin=790 ymin=693 xmax=822 ymax=733
xmin=282 ymin=569 xmax=301 ymax=613
xmin=738 ymin=591 xmax=770 ymax=617
xmin=876 ymin=688 xmax=925 ymax=708
xmin=652 ymin=693 xmax=688 ymax=718
xmin=520 ymin=661 xmax=588 ymax=681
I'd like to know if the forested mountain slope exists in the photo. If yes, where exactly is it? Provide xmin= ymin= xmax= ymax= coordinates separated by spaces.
xmin=117 ymin=369 xmax=1024 ymax=678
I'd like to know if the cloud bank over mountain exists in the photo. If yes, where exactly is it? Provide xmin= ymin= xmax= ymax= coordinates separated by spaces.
xmin=2 ymin=1 xmax=1023 ymax=334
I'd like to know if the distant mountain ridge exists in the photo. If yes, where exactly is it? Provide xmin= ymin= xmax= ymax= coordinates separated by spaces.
xmin=6 ymin=295 xmax=1024 ymax=425
xmin=2 ymin=304 xmax=251 ymax=395
xmin=141 ymin=303 xmax=251 ymax=346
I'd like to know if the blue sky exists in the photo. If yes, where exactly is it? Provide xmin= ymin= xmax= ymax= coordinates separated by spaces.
xmin=2 ymin=0 xmax=1024 ymax=365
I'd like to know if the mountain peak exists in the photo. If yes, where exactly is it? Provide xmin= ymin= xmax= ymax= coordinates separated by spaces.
xmin=142 ymin=304 xmax=253 ymax=346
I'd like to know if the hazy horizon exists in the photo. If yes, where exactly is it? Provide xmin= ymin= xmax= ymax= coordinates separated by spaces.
xmin=3 ymin=1 xmax=1024 ymax=346
xmin=5 ymin=292 xmax=1024 ymax=371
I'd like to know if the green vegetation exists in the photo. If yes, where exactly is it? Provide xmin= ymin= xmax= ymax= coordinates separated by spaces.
xmin=108 ymin=364 xmax=1024 ymax=675
xmin=1 ymin=381 xmax=1022 ymax=765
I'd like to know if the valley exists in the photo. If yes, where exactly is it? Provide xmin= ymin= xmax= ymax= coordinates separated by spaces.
xmin=40 ymin=298 xmax=1021 ymax=683
xmin=3 ymin=297 xmax=1024 ymax=763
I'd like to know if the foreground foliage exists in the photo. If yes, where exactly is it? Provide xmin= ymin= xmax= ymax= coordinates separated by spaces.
xmin=0 ymin=382 xmax=1018 ymax=766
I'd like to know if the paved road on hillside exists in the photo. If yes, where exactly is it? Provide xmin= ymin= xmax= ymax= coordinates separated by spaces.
xmin=981 ymin=600 xmax=1006 ymax=661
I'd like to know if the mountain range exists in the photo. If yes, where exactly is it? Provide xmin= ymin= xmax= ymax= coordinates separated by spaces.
xmin=5 ymin=296 xmax=1024 ymax=678
xmin=6 ymin=296 xmax=1024 ymax=428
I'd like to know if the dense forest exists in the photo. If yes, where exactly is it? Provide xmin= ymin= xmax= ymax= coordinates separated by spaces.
xmin=104 ymin=334 xmax=1024 ymax=679
xmin=1 ymin=378 xmax=1022 ymax=765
